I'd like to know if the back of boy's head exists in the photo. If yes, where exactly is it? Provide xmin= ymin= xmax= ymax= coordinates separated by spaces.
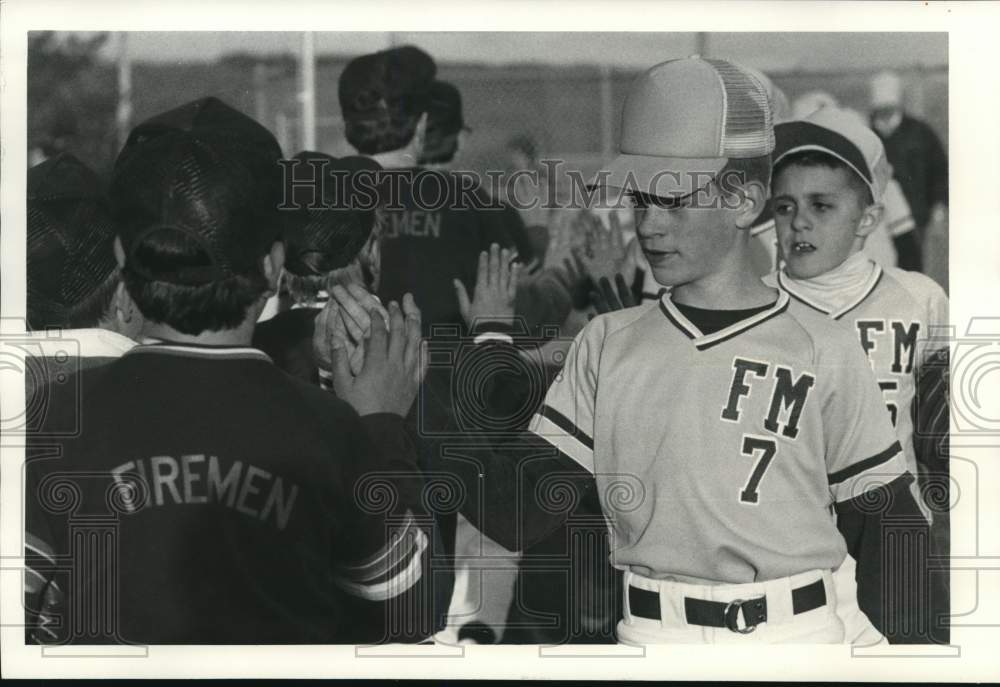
xmin=111 ymin=97 xmax=284 ymax=335
xmin=283 ymin=151 xmax=382 ymax=280
xmin=338 ymin=46 xmax=437 ymax=156
xmin=420 ymin=80 xmax=469 ymax=165
xmin=27 ymin=153 xmax=120 ymax=331
xmin=773 ymin=106 xmax=889 ymax=208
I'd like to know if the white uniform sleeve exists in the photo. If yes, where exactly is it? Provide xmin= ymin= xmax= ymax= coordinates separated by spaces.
xmin=527 ymin=320 xmax=603 ymax=474
xmin=820 ymin=328 xmax=909 ymax=503
xmin=893 ymin=269 xmax=950 ymax=371
xmin=922 ymin=281 xmax=950 ymax=364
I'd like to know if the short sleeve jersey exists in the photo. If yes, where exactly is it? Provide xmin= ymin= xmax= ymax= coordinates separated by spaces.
xmin=528 ymin=291 xmax=906 ymax=584
xmin=772 ymin=264 xmax=949 ymax=521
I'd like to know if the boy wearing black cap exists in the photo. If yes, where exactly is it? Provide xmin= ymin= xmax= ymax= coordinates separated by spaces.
xmin=22 ymin=153 xmax=145 ymax=638
xmin=337 ymin=46 xmax=525 ymax=336
xmin=24 ymin=97 xmax=432 ymax=645
xmin=25 ymin=153 xmax=143 ymax=361
xmin=254 ymin=151 xmax=393 ymax=384
xmin=419 ymin=80 xmax=471 ymax=169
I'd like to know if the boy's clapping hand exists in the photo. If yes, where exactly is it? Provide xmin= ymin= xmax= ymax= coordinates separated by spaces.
xmin=453 ymin=243 xmax=521 ymax=328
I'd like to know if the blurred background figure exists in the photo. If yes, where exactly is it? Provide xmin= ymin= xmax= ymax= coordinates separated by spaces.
xmin=420 ymin=80 xmax=471 ymax=169
xmin=505 ymin=133 xmax=555 ymax=262
xmin=337 ymin=46 xmax=526 ymax=336
xmin=869 ymin=70 xmax=949 ymax=282
xmin=792 ymin=90 xmax=838 ymax=120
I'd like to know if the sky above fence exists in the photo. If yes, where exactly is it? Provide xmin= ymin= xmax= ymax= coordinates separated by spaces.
xmin=95 ymin=32 xmax=947 ymax=73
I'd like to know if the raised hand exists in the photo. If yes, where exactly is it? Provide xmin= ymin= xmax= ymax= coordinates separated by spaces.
xmin=453 ymin=243 xmax=521 ymax=328
xmin=330 ymin=300 xmax=426 ymax=417
xmin=313 ymin=299 xmax=364 ymax=377
xmin=590 ymin=273 xmax=638 ymax=315
xmin=400 ymin=293 xmax=426 ymax=387
xmin=543 ymin=208 xmax=586 ymax=271
xmin=314 ymin=284 xmax=390 ymax=378
xmin=329 ymin=283 xmax=389 ymax=343
xmin=572 ymin=210 xmax=627 ymax=284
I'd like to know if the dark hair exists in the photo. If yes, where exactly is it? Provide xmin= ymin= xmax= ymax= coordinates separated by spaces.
xmin=122 ymin=230 xmax=270 ymax=335
xmin=420 ymin=130 xmax=460 ymax=165
xmin=772 ymin=150 xmax=874 ymax=206
xmin=344 ymin=109 xmax=422 ymax=156
xmin=718 ymin=154 xmax=773 ymax=191
xmin=27 ymin=268 xmax=120 ymax=332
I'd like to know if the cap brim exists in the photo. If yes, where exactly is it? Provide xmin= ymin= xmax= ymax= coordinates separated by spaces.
xmin=774 ymin=141 xmax=879 ymax=203
xmin=591 ymin=153 xmax=727 ymax=199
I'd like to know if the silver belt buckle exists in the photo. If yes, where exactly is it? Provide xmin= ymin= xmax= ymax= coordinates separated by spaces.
xmin=724 ymin=598 xmax=757 ymax=634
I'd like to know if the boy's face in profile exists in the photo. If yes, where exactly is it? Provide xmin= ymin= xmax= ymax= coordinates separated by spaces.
xmin=630 ymin=181 xmax=742 ymax=288
xmin=772 ymin=163 xmax=869 ymax=279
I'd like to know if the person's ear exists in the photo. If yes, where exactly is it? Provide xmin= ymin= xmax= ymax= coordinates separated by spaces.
xmin=855 ymin=202 xmax=885 ymax=239
xmin=733 ymin=180 xmax=767 ymax=231
xmin=113 ymin=236 xmax=127 ymax=268
xmin=358 ymin=232 xmax=382 ymax=292
xmin=456 ymin=129 xmax=468 ymax=155
xmin=261 ymin=241 xmax=286 ymax=295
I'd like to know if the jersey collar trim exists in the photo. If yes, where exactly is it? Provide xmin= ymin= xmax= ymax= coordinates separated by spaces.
xmin=126 ymin=339 xmax=273 ymax=363
xmin=777 ymin=265 xmax=884 ymax=320
xmin=22 ymin=327 xmax=136 ymax=359
xmin=658 ymin=290 xmax=790 ymax=351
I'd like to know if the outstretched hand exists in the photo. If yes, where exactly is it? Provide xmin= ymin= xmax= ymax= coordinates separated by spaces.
xmin=453 ymin=243 xmax=521 ymax=328
xmin=313 ymin=284 xmax=390 ymax=377
xmin=572 ymin=210 xmax=627 ymax=284
xmin=329 ymin=298 xmax=427 ymax=417
xmin=590 ymin=273 xmax=638 ymax=315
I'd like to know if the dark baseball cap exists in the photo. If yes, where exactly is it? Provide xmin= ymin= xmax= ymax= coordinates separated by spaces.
xmin=283 ymin=151 xmax=383 ymax=276
xmin=27 ymin=153 xmax=118 ymax=327
xmin=426 ymin=80 xmax=471 ymax=136
xmin=338 ymin=45 xmax=437 ymax=121
xmin=111 ymin=97 xmax=285 ymax=286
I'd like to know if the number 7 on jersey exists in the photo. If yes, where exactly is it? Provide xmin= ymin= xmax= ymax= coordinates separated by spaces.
xmin=739 ymin=435 xmax=778 ymax=504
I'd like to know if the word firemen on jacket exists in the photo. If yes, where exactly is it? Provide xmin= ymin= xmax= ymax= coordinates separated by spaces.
xmin=110 ymin=455 xmax=299 ymax=530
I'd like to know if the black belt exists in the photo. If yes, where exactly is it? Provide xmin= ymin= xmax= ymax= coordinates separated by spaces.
xmin=628 ymin=578 xmax=827 ymax=634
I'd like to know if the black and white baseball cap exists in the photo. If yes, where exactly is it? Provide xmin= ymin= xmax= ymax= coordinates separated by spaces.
xmin=774 ymin=106 xmax=891 ymax=203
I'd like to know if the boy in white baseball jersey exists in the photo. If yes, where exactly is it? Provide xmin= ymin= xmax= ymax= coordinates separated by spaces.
xmin=444 ymin=57 xmax=927 ymax=644
xmin=765 ymin=108 xmax=948 ymax=643
xmin=766 ymin=107 xmax=949 ymax=524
